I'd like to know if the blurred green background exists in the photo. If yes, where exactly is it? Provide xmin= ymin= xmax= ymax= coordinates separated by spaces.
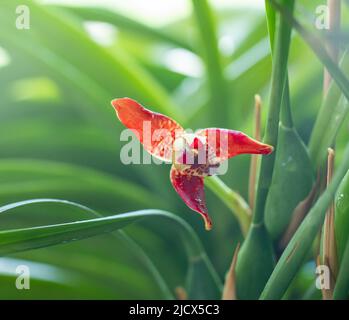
xmin=0 ymin=0 xmax=348 ymax=299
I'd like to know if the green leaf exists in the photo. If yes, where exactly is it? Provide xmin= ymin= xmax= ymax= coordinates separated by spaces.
xmin=117 ymin=231 xmax=175 ymax=300
xmin=0 ymin=257 xmax=111 ymax=299
xmin=185 ymin=253 xmax=223 ymax=300
xmin=333 ymin=236 xmax=349 ymax=299
xmin=261 ymin=142 xmax=349 ymax=300
xmin=0 ymin=199 xmax=222 ymax=299
xmin=0 ymin=199 xmax=175 ymax=298
xmin=309 ymin=51 xmax=349 ymax=168
xmin=0 ymin=159 xmax=162 ymax=209
xmin=0 ymin=0 xmax=184 ymax=122
xmin=191 ymin=0 xmax=229 ymax=126
xmin=334 ymin=169 xmax=349 ymax=263
xmin=54 ymin=5 xmax=192 ymax=51
xmin=0 ymin=203 xmax=143 ymax=255
xmin=269 ymin=0 xmax=349 ymax=103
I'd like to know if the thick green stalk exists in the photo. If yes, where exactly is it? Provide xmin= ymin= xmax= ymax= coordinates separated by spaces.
xmin=253 ymin=0 xmax=294 ymax=225
xmin=265 ymin=0 xmax=276 ymax=46
xmin=191 ymin=0 xmax=229 ymax=126
xmin=205 ymin=176 xmax=251 ymax=236
xmin=266 ymin=0 xmax=293 ymax=129
xmin=235 ymin=0 xmax=294 ymax=299
xmin=264 ymin=3 xmax=314 ymax=244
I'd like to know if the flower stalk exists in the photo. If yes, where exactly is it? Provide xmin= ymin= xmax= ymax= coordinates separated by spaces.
xmin=205 ymin=176 xmax=251 ymax=236
xmin=248 ymin=95 xmax=262 ymax=211
xmin=222 ymin=243 xmax=240 ymax=300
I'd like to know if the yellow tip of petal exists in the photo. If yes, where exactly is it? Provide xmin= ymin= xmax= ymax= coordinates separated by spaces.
xmin=204 ymin=217 xmax=213 ymax=231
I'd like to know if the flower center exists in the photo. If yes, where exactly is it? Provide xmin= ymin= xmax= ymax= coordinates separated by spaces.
xmin=172 ymin=133 xmax=220 ymax=176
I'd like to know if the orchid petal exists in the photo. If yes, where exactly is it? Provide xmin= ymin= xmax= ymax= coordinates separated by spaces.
xmin=112 ymin=98 xmax=184 ymax=161
xmin=170 ymin=165 xmax=212 ymax=230
xmin=197 ymin=128 xmax=273 ymax=162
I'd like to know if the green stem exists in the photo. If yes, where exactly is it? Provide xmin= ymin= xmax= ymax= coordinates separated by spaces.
xmin=205 ymin=176 xmax=251 ymax=236
xmin=265 ymin=0 xmax=276 ymax=46
xmin=269 ymin=0 xmax=349 ymax=102
xmin=323 ymin=0 xmax=341 ymax=94
xmin=280 ymin=77 xmax=294 ymax=128
xmin=253 ymin=0 xmax=294 ymax=224
xmin=191 ymin=0 xmax=229 ymax=125
xmin=266 ymin=0 xmax=293 ymax=129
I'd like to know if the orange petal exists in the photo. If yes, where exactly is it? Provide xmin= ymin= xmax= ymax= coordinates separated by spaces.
xmin=197 ymin=128 xmax=273 ymax=162
xmin=112 ymin=98 xmax=184 ymax=161
xmin=170 ymin=165 xmax=212 ymax=230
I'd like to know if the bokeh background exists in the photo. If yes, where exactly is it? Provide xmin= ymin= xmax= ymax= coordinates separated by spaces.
xmin=0 ymin=0 xmax=348 ymax=299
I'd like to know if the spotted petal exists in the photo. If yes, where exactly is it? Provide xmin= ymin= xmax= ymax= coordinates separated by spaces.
xmin=112 ymin=98 xmax=184 ymax=161
xmin=170 ymin=165 xmax=212 ymax=230
xmin=197 ymin=128 xmax=273 ymax=162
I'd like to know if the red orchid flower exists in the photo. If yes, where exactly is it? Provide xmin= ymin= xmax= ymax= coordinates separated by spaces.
xmin=111 ymin=98 xmax=273 ymax=231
